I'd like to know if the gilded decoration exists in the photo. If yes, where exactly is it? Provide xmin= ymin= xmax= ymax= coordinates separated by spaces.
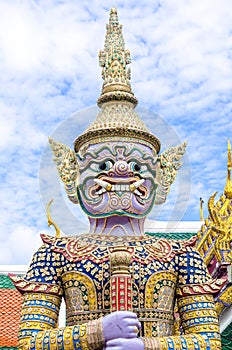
xmin=195 ymin=140 xmax=232 ymax=317
xmin=12 ymin=231 xmax=224 ymax=348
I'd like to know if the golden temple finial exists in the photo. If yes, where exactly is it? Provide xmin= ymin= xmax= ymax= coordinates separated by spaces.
xmin=97 ymin=7 xmax=138 ymax=107
xmin=224 ymin=139 xmax=232 ymax=199
xmin=200 ymin=197 xmax=204 ymax=221
xmin=46 ymin=199 xmax=61 ymax=238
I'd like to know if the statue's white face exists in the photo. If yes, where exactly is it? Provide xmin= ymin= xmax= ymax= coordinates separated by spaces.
xmin=76 ymin=141 xmax=159 ymax=218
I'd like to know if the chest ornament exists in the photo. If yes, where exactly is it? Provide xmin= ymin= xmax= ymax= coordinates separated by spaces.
xmin=41 ymin=234 xmax=196 ymax=264
xmin=41 ymin=233 xmax=98 ymax=262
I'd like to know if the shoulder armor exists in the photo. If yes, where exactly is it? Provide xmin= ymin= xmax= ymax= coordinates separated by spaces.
xmin=8 ymin=273 xmax=63 ymax=296
xmin=176 ymin=276 xmax=228 ymax=296
xmin=40 ymin=233 xmax=59 ymax=245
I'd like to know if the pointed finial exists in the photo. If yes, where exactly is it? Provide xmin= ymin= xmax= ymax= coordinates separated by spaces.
xmin=224 ymin=139 xmax=232 ymax=199
xmin=97 ymin=8 xmax=138 ymax=107
xmin=200 ymin=197 xmax=204 ymax=221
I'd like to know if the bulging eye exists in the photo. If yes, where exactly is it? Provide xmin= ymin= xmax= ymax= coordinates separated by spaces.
xmin=128 ymin=161 xmax=141 ymax=172
xmin=98 ymin=160 xmax=114 ymax=172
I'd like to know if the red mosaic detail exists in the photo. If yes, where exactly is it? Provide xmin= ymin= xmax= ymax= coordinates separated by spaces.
xmin=0 ymin=288 xmax=22 ymax=347
xmin=111 ymin=276 xmax=132 ymax=312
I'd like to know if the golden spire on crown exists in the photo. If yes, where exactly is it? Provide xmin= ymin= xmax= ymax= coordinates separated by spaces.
xmin=97 ymin=7 xmax=138 ymax=107
xmin=224 ymin=139 xmax=232 ymax=199
xmin=74 ymin=8 xmax=160 ymax=154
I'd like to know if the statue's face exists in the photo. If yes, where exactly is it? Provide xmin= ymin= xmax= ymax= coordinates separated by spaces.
xmin=77 ymin=141 xmax=158 ymax=218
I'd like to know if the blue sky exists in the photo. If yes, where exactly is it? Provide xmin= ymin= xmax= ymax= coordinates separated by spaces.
xmin=0 ymin=0 xmax=231 ymax=264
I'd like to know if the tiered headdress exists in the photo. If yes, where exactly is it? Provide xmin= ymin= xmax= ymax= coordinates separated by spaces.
xmin=74 ymin=8 xmax=161 ymax=154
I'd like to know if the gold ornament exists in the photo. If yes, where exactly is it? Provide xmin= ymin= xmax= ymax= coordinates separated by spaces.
xmin=46 ymin=199 xmax=61 ymax=238
xmin=155 ymin=141 xmax=187 ymax=204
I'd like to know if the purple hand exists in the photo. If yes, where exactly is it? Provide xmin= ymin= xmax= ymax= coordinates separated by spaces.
xmin=102 ymin=311 xmax=141 ymax=341
xmin=106 ymin=338 xmax=144 ymax=350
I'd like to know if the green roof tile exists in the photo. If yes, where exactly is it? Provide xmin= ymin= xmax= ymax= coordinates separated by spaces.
xmin=145 ymin=232 xmax=196 ymax=240
xmin=222 ymin=322 xmax=232 ymax=350
xmin=0 ymin=275 xmax=16 ymax=289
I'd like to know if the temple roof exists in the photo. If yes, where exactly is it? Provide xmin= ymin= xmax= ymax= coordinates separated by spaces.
xmin=0 ymin=275 xmax=22 ymax=349
xmin=221 ymin=322 xmax=232 ymax=349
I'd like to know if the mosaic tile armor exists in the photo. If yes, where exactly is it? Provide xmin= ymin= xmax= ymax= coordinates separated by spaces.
xmin=11 ymin=233 xmax=224 ymax=349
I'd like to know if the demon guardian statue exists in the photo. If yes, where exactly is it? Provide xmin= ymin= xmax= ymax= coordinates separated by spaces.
xmin=11 ymin=8 xmax=224 ymax=350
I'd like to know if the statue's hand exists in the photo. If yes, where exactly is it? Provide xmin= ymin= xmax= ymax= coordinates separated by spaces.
xmin=105 ymin=338 xmax=144 ymax=350
xmin=102 ymin=311 xmax=141 ymax=341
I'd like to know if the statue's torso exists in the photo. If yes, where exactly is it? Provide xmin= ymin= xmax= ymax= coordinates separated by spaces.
xmin=26 ymin=234 xmax=198 ymax=337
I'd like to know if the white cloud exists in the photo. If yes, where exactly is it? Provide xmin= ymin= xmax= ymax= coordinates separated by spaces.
xmin=0 ymin=225 xmax=44 ymax=265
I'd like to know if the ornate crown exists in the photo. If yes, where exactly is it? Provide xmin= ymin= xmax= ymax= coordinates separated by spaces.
xmin=74 ymin=8 xmax=161 ymax=154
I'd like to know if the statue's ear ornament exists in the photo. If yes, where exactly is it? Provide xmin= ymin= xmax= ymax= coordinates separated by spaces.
xmin=155 ymin=141 xmax=187 ymax=204
xmin=48 ymin=137 xmax=80 ymax=204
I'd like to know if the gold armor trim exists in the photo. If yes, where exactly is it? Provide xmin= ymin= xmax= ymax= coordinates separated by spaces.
xmin=177 ymin=294 xmax=221 ymax=348
xmin=18 ymin=293 xmax=61 ymax=350
xmin=142 ymin=334 xmax=207 ymax=350
xmin=62 ymin=271 xmax=98 ymax=325
xmin=86 ymin=318 xmax=104 ymax=350
xmin=177 ymin=293 xmax=214 ymax=307
xmin=144 ymin=271 xmax=177 ymax=337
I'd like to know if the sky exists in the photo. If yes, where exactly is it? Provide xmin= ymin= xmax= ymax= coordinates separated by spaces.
xmin=0 ymin=0 xmax=231 ymax=265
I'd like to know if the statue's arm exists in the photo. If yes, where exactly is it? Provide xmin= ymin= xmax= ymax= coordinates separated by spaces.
xmin=11 ymin=240 xmax=140 ymax=350
xmin=19 ymin=293 xmax=103 ymax=350
xmin=10 ymin=242 xmax=104 ymax=350
xmin=17 ymin=291 xmax=103 ymax=350
xmin=17 ymin=291 xmax=139 ymax=350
